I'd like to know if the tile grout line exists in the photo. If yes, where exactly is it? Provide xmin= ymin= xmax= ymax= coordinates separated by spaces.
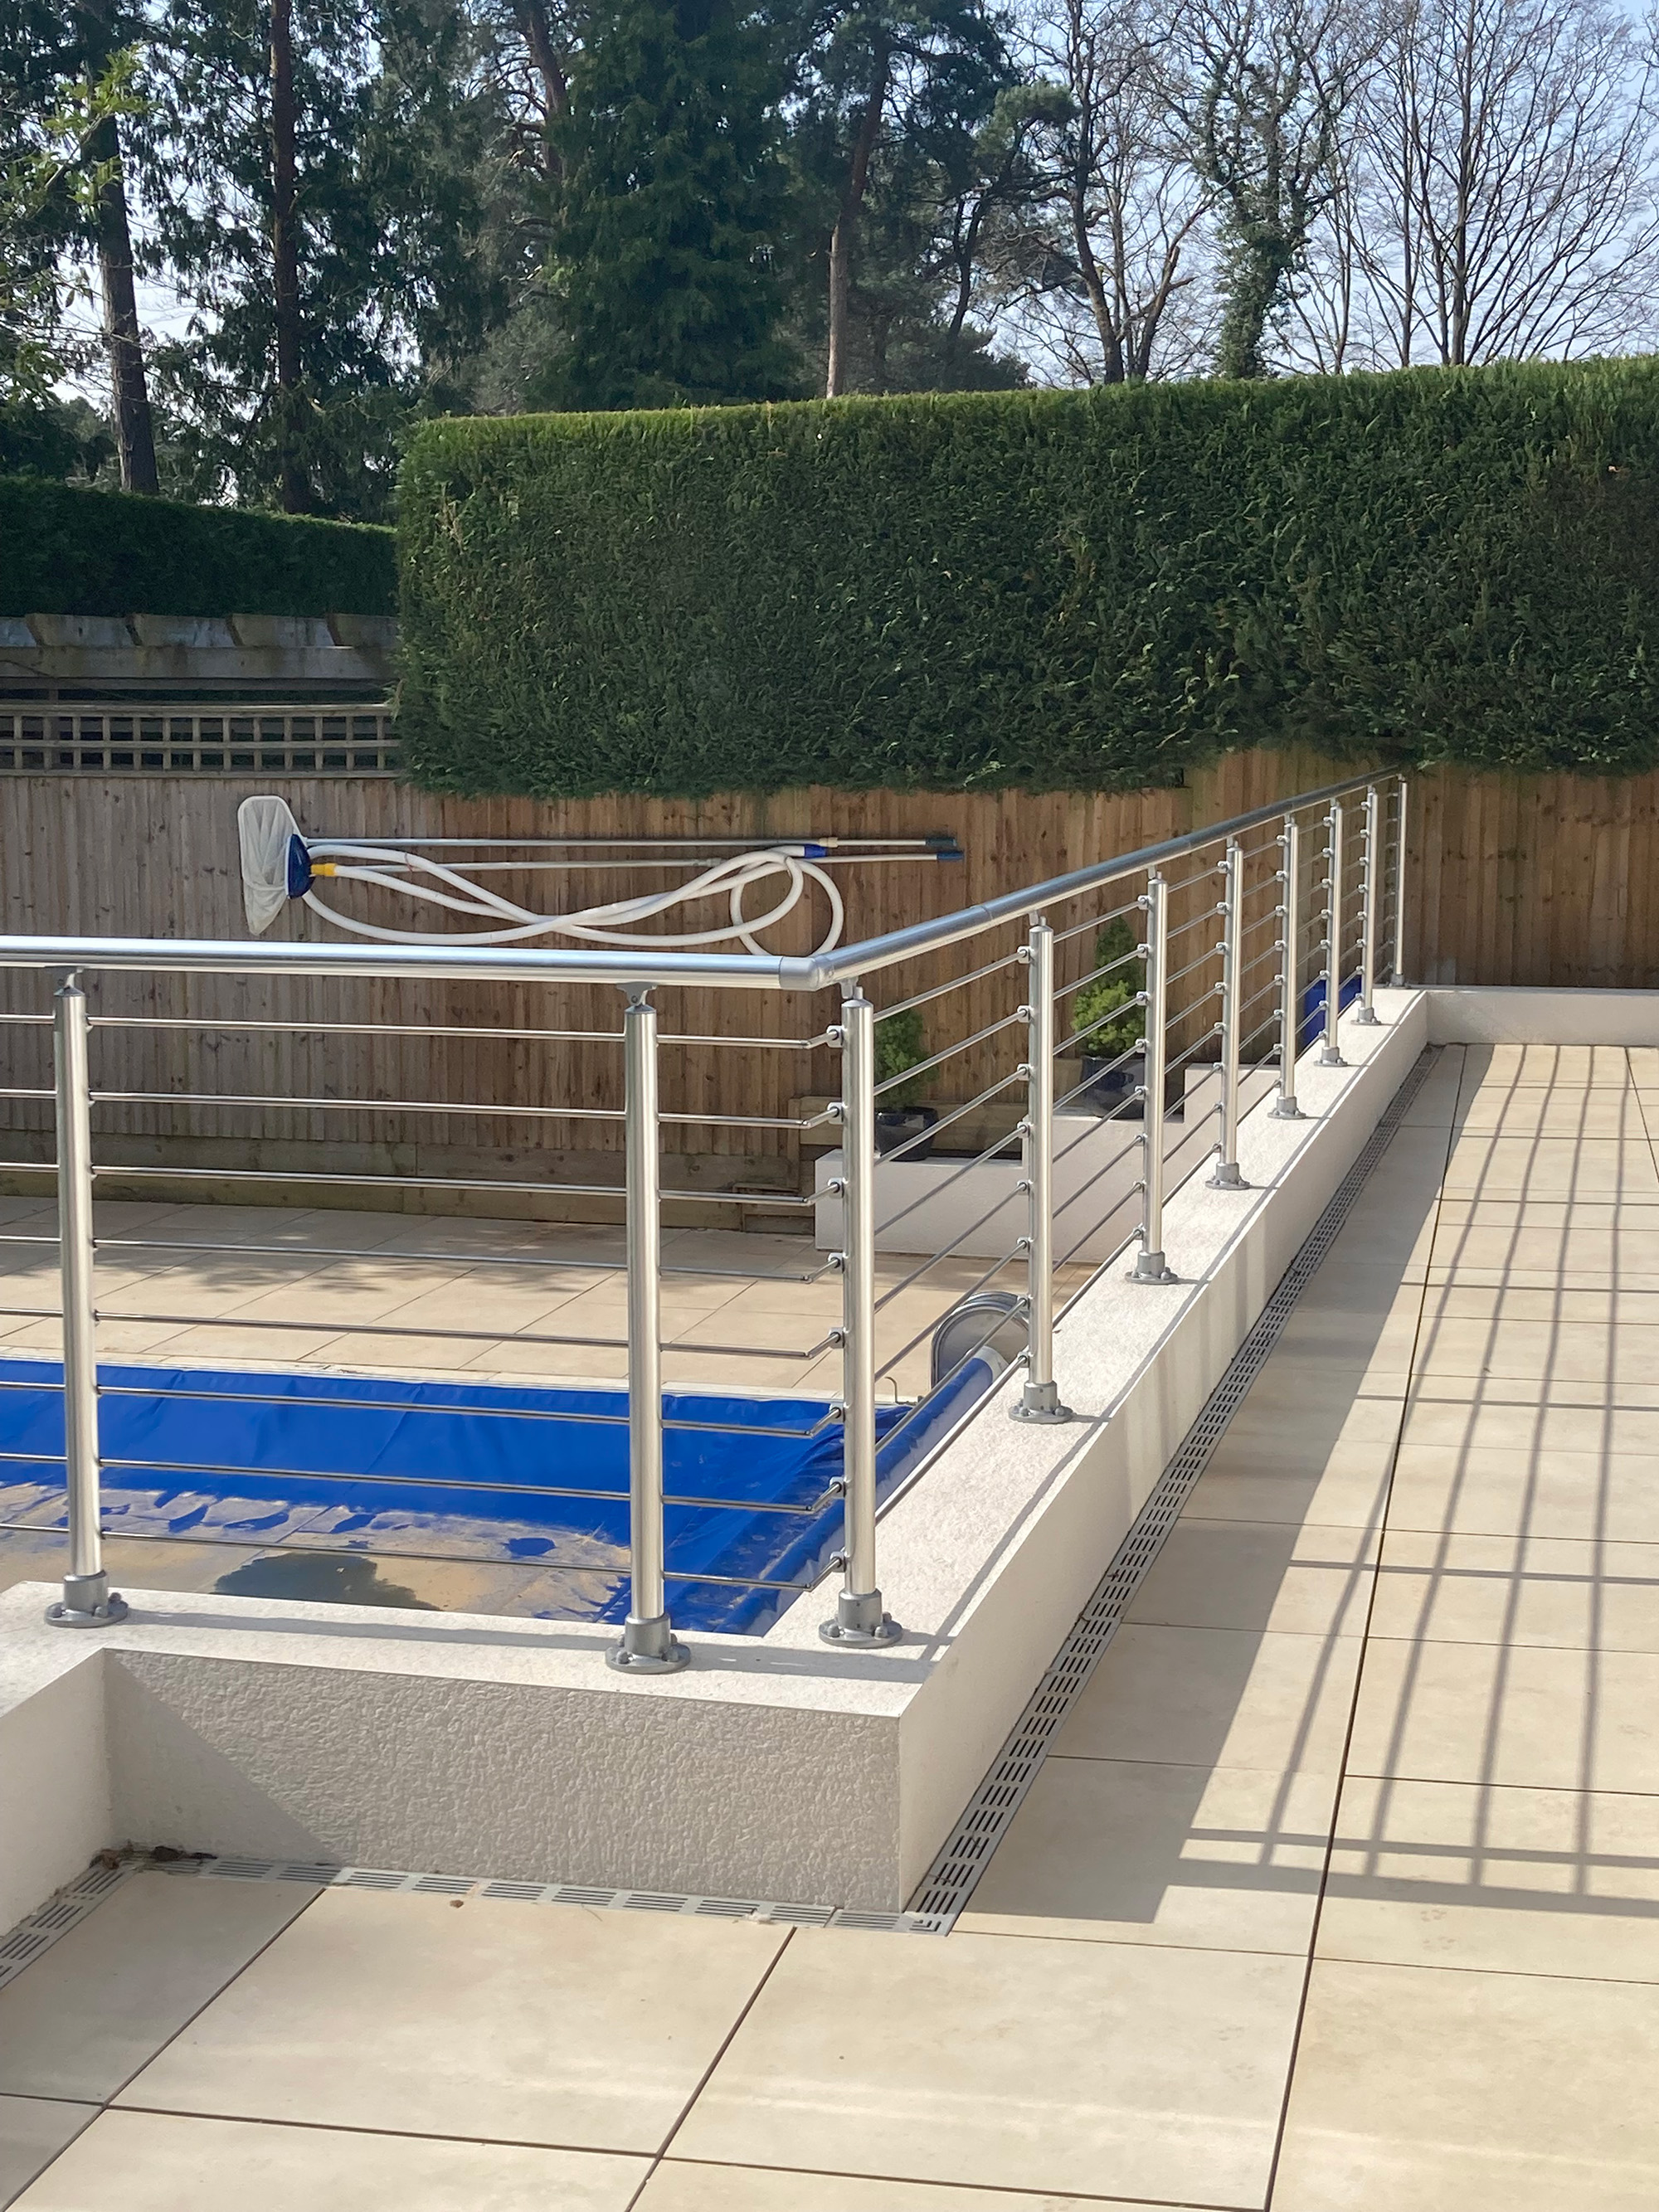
xmin=98 ymin=1881 xmax=328 ymax=2109
xmin=1258 ymin=1047 xmax=1468 ymax=2211
xmin=623 ymin=1927 xmax=799 ymax=2212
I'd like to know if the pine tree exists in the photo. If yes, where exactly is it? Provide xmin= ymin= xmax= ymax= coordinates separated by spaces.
xmin=546 ymin=0 xmax=798 ymax=409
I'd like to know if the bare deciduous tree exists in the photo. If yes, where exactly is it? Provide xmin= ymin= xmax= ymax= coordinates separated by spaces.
xmin=1358 ymin=0 xmax=1659 ymax=365
xmin=1169 ymin=0 xmax=1382 ymax=376
xmin=1008 ymin=0 xmax=1211 ymax=383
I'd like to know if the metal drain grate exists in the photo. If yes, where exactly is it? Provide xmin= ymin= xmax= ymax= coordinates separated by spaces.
xmin=163 ymin=1854 xmax=916 ymax=1932
xmin=907 ymin=1046 xmax=1439 ymax=1929
xmin=0 ymin=1857 xmax=140 ymax=1991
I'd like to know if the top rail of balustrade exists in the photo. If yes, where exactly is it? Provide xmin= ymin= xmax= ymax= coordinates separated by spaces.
xmin=0 ymin=770 xmax=1387 ymax=994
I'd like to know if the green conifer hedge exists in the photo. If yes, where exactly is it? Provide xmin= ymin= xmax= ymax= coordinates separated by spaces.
xmin=0 ymin=479 xmax=397 ymax=617
xmin=397 ymin=358 xmax=1659 ymax=796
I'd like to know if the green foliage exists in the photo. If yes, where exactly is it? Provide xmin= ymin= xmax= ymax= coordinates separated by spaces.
xmin=0 ymin=395 xmax=111 ymax=479
xmin=874 ymin=1006 xmax=929 ymax=1108
xmin=129 ymin=0 xmax=505 ymax=519
xmin=0 ymin=478 xmax=395 ymax=614
xmin=1070 ymin=917 xmax=1145 ymax=1060
xmin=397 ymin=357 xmax=1659 ymax=796
xmin=544 ymin=0 xmax=798 ymax=410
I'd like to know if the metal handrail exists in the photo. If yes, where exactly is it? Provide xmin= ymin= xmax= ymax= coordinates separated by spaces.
xmin=12 ymin=765 xmax=1407 ymax=1655
xmin=0 ymin=770 xmax=1385 ymax=994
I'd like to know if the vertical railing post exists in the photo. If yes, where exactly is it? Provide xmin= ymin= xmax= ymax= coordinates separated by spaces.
xmin=608 ymin=985 xmax=687 ymax=1673
xmin=1130 ymin=872 xmax=1177 ymax=1284
xmin=1392 ymin=775 xmax=1410 ymax=984
xmin=46 ymin=971 xmax=124 ymax=1627
xmin=1320 ymin=798 xmax=1346 ymax=1067
xmin=1012 ymin=918 xmax=1072 ymax=1424
xmin=1208 ymin=840 xmax=1249 ymax=1189
xmin=821 ymin=986 xmax=900 ymax=1646
xmin=1354 ymin=784 xmax=1382 ymax=1026
xmin=1272 ymin=814 xmax=1304 ymax=1120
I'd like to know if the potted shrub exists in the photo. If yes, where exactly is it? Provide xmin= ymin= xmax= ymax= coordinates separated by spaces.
xmin=873 ymin=1007 xmax=939 ymax=1159
xmin=1068 ymin=917 xmax=1146 ymax=1112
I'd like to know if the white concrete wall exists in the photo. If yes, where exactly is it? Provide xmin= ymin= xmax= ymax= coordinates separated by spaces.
xmin=0 ymin=1646 xmax=110 ymax=1932
xmin=1426 ymin=986 xmax=1659 ymax=1046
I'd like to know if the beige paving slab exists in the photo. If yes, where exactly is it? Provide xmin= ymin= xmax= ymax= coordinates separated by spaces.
xmin=1453 ymin=1089 xmax=1651 ymax=1139
xmin=1051 ymin=1623 xmax=1363 ymax=1773
xmin=1126 ymin=1519 xmax=1379 ymax=1638
xmin=0 ymin=2099 xmax=94 ymax=2207
xmin=1271 ymin=1305 xmax=1424 ymax=1374
xmin=1427 ymin=1212 xmax=1659 ymax=1287
xmin=1399 ymin=1393 xmax=1659 ymax=1456
xmin=1181 ymin=1453 xmax=1395 ymax=1533
xmin=117 ymin=1887 xmax=788 ymax=2156
xmin=1318 ymin=1775 xmax=1659 ymax=1981
xmin=1402 ymin=1369 xmax=1659 ymax=1409
xmin=10 ymin=2108 xmax=649 ymax=2212
xmin=130 ymin=1203 xmax=413 ymax=1252
xmin=672 ymin=1924 xmax=1305 ymax=2206
xmin=636 ymin=2162 xmax=1194 ymax=2210
xmin=958 ymin=1756 xmax=1335 ymax=1952
xmin=1440 ymin=1136 xmax=1659 ymax=1203
xmin=0 ymin=1872 xmax=318 ymax=2105
xmin=1229 ymin=1362 xmax=1410 ymax=1423
xmin=1461 ymin=1043 xmax=1638 ymax=1088
xmin=1369 ymin=1530 xmax=1659 ymax=1651
xmin=1346 ymin=1636 xmax=1659 ymax=1794
xmin=309 ymin=1328 xmax=520 ymax=1373
xmin=1431 ymin=1194 xmax=1659 ymax=1231
xmin=1411 ymin=1314 xmax=1659 ymax=1383
xmin=1424 ymin=1281 xmax=1659 ymax=1323
xmin=110 ymin=1320 xmax=354 ymax=1364
xmin=1385 ymin=1444 xmax=1659 ymax=1544
xmin=1272 ymin=1957 xmax=1659 ymax=2212
xmin=1395 ymin=1047 xmax=1465 ymax=1125
xmin=1220 ymin=1388 xmax=1407 ymax=1473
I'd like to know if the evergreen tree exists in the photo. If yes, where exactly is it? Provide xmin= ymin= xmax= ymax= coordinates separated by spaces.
xmin=545 ymin=0 xmax=797 ymax=409
xmin=129 ymin=0 xmax=506 ymax=516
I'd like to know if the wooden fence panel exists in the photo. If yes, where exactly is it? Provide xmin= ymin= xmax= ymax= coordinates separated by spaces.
xmin=2 ymin=753 xmax=1654 ymax=1208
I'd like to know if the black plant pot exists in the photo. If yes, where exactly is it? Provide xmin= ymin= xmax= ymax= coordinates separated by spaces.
xmin=1078 ymin=1057 xmax=1143 ymax=1118
xmin=874 ymin=1106 xmax=939 ymax=1160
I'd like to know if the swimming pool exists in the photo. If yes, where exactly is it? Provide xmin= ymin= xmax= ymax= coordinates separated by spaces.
xmin=0 ymin=1355 xmax=991 ymax=1632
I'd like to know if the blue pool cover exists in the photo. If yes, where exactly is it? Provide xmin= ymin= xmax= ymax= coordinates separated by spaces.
xmin=0 ymin=1355 xmax=991 ymax=1633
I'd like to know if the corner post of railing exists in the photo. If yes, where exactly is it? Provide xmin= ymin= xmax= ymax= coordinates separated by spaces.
xmin=821 ymin=984 xmax=900 ymax=1646
xmin=608 ymin=984 xmax=687 ymax=1674
xmin=1392 ymin=775 xmax=1410 ymax=984
xmin=1272 ymin=813 xmax=1305 ymax=1120
xmin=1319 ymin=797 xmax=1346 ymax=1067
xmin=1353 ymin=783 xmax=1382 ymax=1026
xmin=1130 ymin=871 xmax=1178 ymax=1285
xmin=1012 ymin=917 xmax=1072 ymax=1424
xmin=1207 ymin=840 xmax=1249 ymax=1189
xmin=46 ymin=970 xmax=124 ymax=1628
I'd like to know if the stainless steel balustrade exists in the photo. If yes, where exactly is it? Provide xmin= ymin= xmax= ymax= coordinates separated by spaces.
xmin=0 ymin=770 xmax=1408 ymax=1656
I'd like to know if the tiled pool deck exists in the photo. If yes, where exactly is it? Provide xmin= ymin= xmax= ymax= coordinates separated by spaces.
xmin=3 ymin=1040 xmax=1658 ymax=2208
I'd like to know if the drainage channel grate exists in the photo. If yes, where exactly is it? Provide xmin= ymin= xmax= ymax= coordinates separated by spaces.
xmin=0 ymin=1857 xmax=140 ymax=1991
xmin=0 ymin=1051 xmax=1435 ymax=1970
xmin=162 ymin=1855 xmax=939 ymax=1933
xmin=907 ymin=1045 xmax=1439 ymax=1930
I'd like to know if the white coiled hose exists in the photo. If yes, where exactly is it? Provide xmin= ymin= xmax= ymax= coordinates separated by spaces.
xmin=238 ymin=796 xmax=846 ymax=955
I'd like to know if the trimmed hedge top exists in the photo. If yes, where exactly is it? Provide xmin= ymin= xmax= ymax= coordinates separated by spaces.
xmin=0 ymin=478 xmax=397 ymax=618
xmin=397 ymin=357 xmax=1659 ymax=795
